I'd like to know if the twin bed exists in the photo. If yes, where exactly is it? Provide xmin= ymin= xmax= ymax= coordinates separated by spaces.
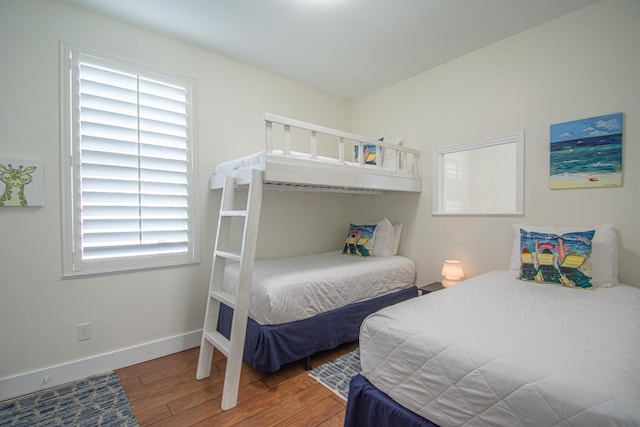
xmin=216 ymin=250 xmax=417 ymax=372
xmin=209 ymin=113 xmax=421 ymax=373
xmin=346 ymin=225 xmax=640 ymax=427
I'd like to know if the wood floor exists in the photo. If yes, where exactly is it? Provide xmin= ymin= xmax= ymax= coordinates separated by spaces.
xmin=116 ymin=341 xmax=358 ymax=426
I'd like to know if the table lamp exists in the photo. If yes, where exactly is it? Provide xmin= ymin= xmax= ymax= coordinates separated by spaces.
xmin=441 ymin=260 xmax=464 ymax=288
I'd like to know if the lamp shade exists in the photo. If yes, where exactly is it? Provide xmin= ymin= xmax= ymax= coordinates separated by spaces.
xmin=441 ymin=260 xmax=464 ymax=288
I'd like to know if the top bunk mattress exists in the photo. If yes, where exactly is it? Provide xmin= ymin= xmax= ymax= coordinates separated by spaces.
xmin=222 ymin=251 xmax=416 ymax=325
xmin=214 ymin=150 xmax=415 ymax=177
xmin=359 ymin=270 xmax=640 ymax=427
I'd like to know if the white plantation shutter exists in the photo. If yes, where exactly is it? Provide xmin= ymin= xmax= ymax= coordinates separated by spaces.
xmin=62 ymin=45 xmax=198 ymax=276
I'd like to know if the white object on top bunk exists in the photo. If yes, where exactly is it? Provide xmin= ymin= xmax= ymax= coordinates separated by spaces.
xmin=210 ymin=113 xmax=421 ymax=194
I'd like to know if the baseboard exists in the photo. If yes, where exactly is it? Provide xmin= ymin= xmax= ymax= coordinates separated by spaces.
xmin=0 ymin=329 xmax=202 ymax=402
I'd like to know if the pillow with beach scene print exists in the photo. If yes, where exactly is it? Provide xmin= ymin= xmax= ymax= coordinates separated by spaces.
xmin=509 ymin=224 xmax=618 ymax=287
xmin=354 ymin=138 xmax=384 ymax=165
xmin=342 ymin=223 xmax=377 ymax=257
xmin=518 ymin=229 xmax=595 ymax=289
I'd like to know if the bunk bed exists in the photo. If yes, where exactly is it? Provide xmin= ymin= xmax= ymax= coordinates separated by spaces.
xmin=197 ymin=113 xmax=422 ymax=409
xmin=345 ymin=225 xmax=640 ymax=427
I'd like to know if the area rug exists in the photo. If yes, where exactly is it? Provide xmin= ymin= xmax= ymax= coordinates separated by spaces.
xmin=308 ymin=348 xmax=360 ymax=401
xmin=0 ymin=372 xmax=138 ymax=427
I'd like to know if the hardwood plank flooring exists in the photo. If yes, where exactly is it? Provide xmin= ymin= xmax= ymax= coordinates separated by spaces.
xmin=116 ymin=341 xmax=358 ymax=426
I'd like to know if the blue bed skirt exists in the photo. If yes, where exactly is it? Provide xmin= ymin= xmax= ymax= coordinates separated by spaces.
xmin=345 ymin=374 xmax=439 ymax=427
xmin=217 ymin=286 xmax=417 ymax=373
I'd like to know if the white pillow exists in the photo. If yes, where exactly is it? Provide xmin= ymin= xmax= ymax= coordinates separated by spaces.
xmin=371 ymin=218 xmax=395 ymax=256
xmin=391 ymin=223 xmax=403 ymax=255
xmin=508 ymin=224 xmax=618 ymax=287
xmin=382 ymin=139 xmax=401 ymax=169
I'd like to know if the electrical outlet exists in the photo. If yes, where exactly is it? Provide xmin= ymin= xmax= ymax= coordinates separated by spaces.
xmin=77 ymin=323 xmax=91 ymax=341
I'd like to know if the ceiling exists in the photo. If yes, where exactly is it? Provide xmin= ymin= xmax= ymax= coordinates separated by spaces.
xmin=63 ymin=0 xmax=600 ymax=100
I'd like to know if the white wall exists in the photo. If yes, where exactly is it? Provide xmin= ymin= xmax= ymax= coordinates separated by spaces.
xmin=0 ymin=0 xmax=352 ymax=395
xmin=351 ymin=0 xmax=640 ymax=286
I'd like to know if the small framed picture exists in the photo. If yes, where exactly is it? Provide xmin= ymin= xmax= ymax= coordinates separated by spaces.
xmin=0 ymin=159 xmax=43 ymax=207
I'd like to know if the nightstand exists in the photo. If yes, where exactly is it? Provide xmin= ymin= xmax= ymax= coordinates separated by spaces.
xmin=418 ymin=282 xmax=444 ymax=295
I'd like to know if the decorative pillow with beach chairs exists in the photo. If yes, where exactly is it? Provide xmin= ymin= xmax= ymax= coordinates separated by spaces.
xmin=517 ymin=229 xmax=596 ymax=289
xmin=342 ymin=223 xmax=377 ymax=257
xmin=354 ymin=144 xmax=378 ymax=165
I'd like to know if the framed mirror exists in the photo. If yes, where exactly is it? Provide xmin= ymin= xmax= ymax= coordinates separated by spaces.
xmin=432 ymin=131 xmax=524 ymax=216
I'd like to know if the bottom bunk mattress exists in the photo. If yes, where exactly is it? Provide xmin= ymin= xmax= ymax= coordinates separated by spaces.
xmin=358 ymin=270 xmax=640 ymax=427
xmin=218 ymin=286 xmax=417 ymax=373
xmin=221 ymin=251 xmax=416 ymax=325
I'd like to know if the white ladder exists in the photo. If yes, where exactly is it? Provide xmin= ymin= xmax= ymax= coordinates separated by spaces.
xmin=196 ymin=168 xmax=263 ymax=410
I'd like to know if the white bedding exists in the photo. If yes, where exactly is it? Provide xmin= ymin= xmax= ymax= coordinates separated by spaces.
xmin=360 ymin=270 xmax=640 ymax=427
xmin=214 ymin=150 xmax=412 ymax=175
xmin=215 ymin=150 xmax=338 ymax=172
xmin=222 ymin=251 xmax=416 ymax=325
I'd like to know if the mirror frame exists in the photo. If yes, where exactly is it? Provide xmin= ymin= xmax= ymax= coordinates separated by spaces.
xmin=432 ymin=131 xmax=524 ymax=216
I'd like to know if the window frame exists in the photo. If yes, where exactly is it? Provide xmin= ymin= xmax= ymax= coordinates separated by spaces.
xmin=60 ymin=43 xmax=199 ymax=277
xmin=432 ymin=131 xmax=524 ymax=216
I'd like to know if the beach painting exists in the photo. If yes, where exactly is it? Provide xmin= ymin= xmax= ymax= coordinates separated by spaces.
xmin=550 ymin=112 xmax=623 ymax=189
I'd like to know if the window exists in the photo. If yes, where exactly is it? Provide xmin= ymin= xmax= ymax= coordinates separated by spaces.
xmin=432 ymin=131 xmax=524 ymax=216
xmin=61 ymin=44 xmax=198 ymax=276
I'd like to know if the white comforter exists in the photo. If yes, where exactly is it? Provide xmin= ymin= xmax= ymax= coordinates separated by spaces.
xmin=222 ymin=251 xmax=415 ymax=325
xmin=214 ymin=150 xmax=412 ymax=175
xmin=360 ymin=270 xmax=640 ymax=427
xmin=215 ymin=150 xmax=342 ymax=172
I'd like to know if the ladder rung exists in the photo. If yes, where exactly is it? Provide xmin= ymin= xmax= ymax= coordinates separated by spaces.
xmin=210 ymin=289 xmax=237 ymax=308
xmin=221 ymin=209 xmax=247 ymax=217
xmin=216 ymin=250 xmax=241 ymax=262
xmin=203 ymin=331 xmax=231 ymax=357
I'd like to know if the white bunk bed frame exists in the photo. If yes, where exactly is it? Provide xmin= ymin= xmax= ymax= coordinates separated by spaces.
xmin=197 ymin=113 xmax=421 ymax=411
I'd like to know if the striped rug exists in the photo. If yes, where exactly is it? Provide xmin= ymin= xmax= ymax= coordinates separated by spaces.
xmin=308 ymin=348 xmax=360 ymax=400
xmin=0 ymin=372 xmax=138 ymax=426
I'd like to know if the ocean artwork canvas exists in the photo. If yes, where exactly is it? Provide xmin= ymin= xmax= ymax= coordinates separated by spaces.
xmin=549 ymin=112 xmax=623 ymax=189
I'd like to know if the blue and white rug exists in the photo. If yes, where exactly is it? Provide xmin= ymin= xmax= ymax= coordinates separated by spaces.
xmin=0 ymin=372 xmax=138 ymax=427
xmin=308 ymin=348 xmax=360 ymax=400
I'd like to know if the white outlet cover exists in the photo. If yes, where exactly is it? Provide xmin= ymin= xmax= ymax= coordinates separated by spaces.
xmin=77 ymin=323 xmax=91 ymax=341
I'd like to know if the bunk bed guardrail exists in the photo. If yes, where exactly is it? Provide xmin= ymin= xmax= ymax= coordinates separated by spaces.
xmin=264 ymin=112 xmax=420 ymax=173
